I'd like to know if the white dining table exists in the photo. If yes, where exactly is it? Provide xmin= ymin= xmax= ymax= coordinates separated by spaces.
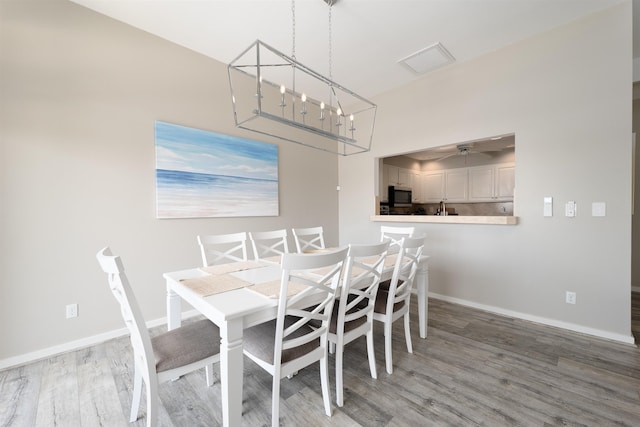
xmin=164 ymin=255 xmax=429 ymax=427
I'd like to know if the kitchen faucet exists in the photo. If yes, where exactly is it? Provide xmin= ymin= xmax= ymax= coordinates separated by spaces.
xmin=439 ymin=200 xmax=447 ymax=216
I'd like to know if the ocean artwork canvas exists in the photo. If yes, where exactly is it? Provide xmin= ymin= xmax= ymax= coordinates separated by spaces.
xmin=155 ymin=121 xmax=279 ymax=218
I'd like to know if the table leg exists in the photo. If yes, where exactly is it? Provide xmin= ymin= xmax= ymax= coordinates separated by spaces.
xmin=220 ymin=319 xmax=244 ymax=427
xmin=167 ymin=285 xmax=182 ymax=331
xmin=416 ymin=262 xmax=429 ymax=339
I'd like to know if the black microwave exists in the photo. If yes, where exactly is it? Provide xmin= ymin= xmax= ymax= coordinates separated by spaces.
xmin=388 ymin=186 xmax=412 ymax=207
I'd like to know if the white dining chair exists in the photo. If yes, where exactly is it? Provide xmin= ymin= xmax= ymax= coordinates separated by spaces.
xmin=380 ymin=225 xmax=415 ymax=252
xmin=242 ymin=247 xmax=349 ymax=427
xmin=249 ymin=229 xmax=290 ymax=264
xmin=197 ymin=232 xmax=248 ymax=267
xmin=96 ymin=247 xmax=221 ymax=427
xmin=329 ymin=241 xmax=389 ymax=407
xmin=292 ymin=226 xmax=326 ymax=253
xmin=372 ymin=236 xmax=424 ymax=374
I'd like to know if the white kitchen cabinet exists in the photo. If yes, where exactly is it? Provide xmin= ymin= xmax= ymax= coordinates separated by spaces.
xmin=444 ymin=169 xmax=468 ymax=202
xmin=468 ymin=166 xmax=495 ymax=201
xmin=422 ymin=172 xmax=445 ymax=202
xmin=383 ymin=164 xmax=417 ymax=202
xmin=382 ymin=160 xmax=514 ymax=206
xmin=496 ymin=164 xmax=515 ymax=199
xmin=385 ymin=165 xmax=412 ymax=187
xmin=423 ymin=169 xmax=467 ymax=202
xmin=411 ymin=172 xmax=422 ymax=202
xmin=384 ymin=164 xmax=398 ymax=186
xmin=468 ymin=163 xmax=514 ymax=201
xmin=381 ymin=164 xmax=390 ymax=201
xmin=398 ymin=168 xmax=412 ymax=187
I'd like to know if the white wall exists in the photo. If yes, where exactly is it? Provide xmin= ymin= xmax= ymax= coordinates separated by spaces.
xmin=339 ymin=3 xmax=633 ymax=342
xmin=633 ymin=95 xmax=640 ymax=291
xmin=0 ymin=0 xmax=339 ymax=364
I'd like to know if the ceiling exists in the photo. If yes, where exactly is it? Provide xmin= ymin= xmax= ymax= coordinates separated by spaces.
xmin=71 ymin=0 xmax=632 ymax=101
xmin=403 ymin=134 xmax=515 ymax=161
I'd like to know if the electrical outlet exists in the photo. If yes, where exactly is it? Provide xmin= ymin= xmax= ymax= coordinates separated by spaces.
xmin=565 ymin=292 xmax=576 ymax=305
xmin=66 ymin=303 xmax=78 ymax=319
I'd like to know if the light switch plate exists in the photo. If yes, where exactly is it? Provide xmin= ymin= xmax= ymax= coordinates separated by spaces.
xmin=592 ymin=202 xmax=606 ymax=217
xmin=543 ymin=197 xmax=553 ymax=217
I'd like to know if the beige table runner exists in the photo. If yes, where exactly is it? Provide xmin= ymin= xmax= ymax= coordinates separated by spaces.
xmin=309 ymin=265 xmax=366 ymax=278
xmin=303 ymin=248 xmax=333 ymax=254
xmin=199 ymin=260 xmax=265 ymax=275
xmin=181 ymin=274 xmax=252 ymax=297
xmin=362 ymin=254 xmax=398 ymax=268
xmin=248 ymin=280 xmax=307 ymax=299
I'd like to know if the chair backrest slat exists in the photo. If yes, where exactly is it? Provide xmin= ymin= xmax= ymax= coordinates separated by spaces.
xmin=273 ymin=248 xmax=348 ymax=362
xmin=197 ymin=232 xmax=248 ymax=267
xmin=380 ymin=226 xmax=415 ymax=253
xmin=338 ymin=241 xmax=390 ymax=331
xmin=96 ymin=247 xmax=156 ymax=383
xmin=249 ymin=229 xmax=289 ymax=263
xmin=386 ymin=236 xmax=424 ymax=311
xmin=292 ymin=226 xmax=326 ymax=253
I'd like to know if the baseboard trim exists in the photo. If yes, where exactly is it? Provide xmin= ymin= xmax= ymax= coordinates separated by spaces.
xmin=429 ymin=292 xmax=636 ymax=346
xmin=3 ymin=293 xmax=637 ymax=371
xmin=0 ymin=310 xmax=200 ymax=371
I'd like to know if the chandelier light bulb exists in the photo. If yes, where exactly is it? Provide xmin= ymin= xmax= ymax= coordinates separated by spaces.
xmin=300 ymin=93 xmax=307 ymax=116
xmin=279 ymin=84 xmax=286 ymax=108
xmin=255 ymin=76 xmax=264 ymax=99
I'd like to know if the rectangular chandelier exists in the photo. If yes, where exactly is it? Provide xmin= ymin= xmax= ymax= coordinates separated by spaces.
xmin=228 ymin=40 xmax=377 ymax=156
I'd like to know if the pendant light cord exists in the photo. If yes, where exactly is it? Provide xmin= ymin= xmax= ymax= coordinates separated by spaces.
xmin=328 ymin=0 xmax=333 ymax=83
xmin=291 ymin=0 xmax=296 ymax=61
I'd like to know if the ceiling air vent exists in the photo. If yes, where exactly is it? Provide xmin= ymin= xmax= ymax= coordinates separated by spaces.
xmin=398 ymin=42 xmax=455 ymax=75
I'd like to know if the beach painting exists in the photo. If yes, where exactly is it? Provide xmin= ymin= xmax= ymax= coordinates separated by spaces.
xmin=155 ymin=121 xmax=279 ymax=218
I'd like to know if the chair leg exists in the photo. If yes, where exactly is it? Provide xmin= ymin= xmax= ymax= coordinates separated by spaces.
xmin=271 ymin=376 xmax=281 ymax=427
xmin=205 ymin=364 xmax=214 ymax=387
xmin=145 ymin=376 xmax=159 ymax=427
xmin=335 ymin=343 xmax=344 ymax=407
xmin=320 ymin=353 xmax=332 ymax=417
xmin=130 ymin=365 xmax=142 ymax=422
xmin=404 ymin=313 xmax=413 ymax=354
xmin=385 ymin=321 xmax=393 ymax=375
xmin=366 ymin=328 xmax=377 ymax=380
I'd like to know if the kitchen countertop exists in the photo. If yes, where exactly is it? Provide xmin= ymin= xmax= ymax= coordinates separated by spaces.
xmin=370 ymin=214 xmax=518 ymax=225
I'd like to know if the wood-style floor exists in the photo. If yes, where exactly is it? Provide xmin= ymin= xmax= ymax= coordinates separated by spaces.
xmin=2 ymin=295 xmax=640 ymax=426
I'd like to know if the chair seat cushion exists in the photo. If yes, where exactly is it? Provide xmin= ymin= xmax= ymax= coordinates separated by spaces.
xmin=243 ymin=316 xmax=319 ymax=365
xmin=374 ymin=289 xmax=405 ymax=314
xmin=378 ymin=279 xmax=391 ymax=292
xmin=309 ymin=296 xmax=368 ymax=334
xmin=329 ymin=301 xmax=368 ymax=334
xmin=152 ymin=319 xmax=220 ymax=373
xmin=378 ymin=278 xmax=405 ymax=293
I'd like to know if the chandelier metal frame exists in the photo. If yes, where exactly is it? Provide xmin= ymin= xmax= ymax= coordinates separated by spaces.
xmin=227 ymin=0 xmax=376 ymax=156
